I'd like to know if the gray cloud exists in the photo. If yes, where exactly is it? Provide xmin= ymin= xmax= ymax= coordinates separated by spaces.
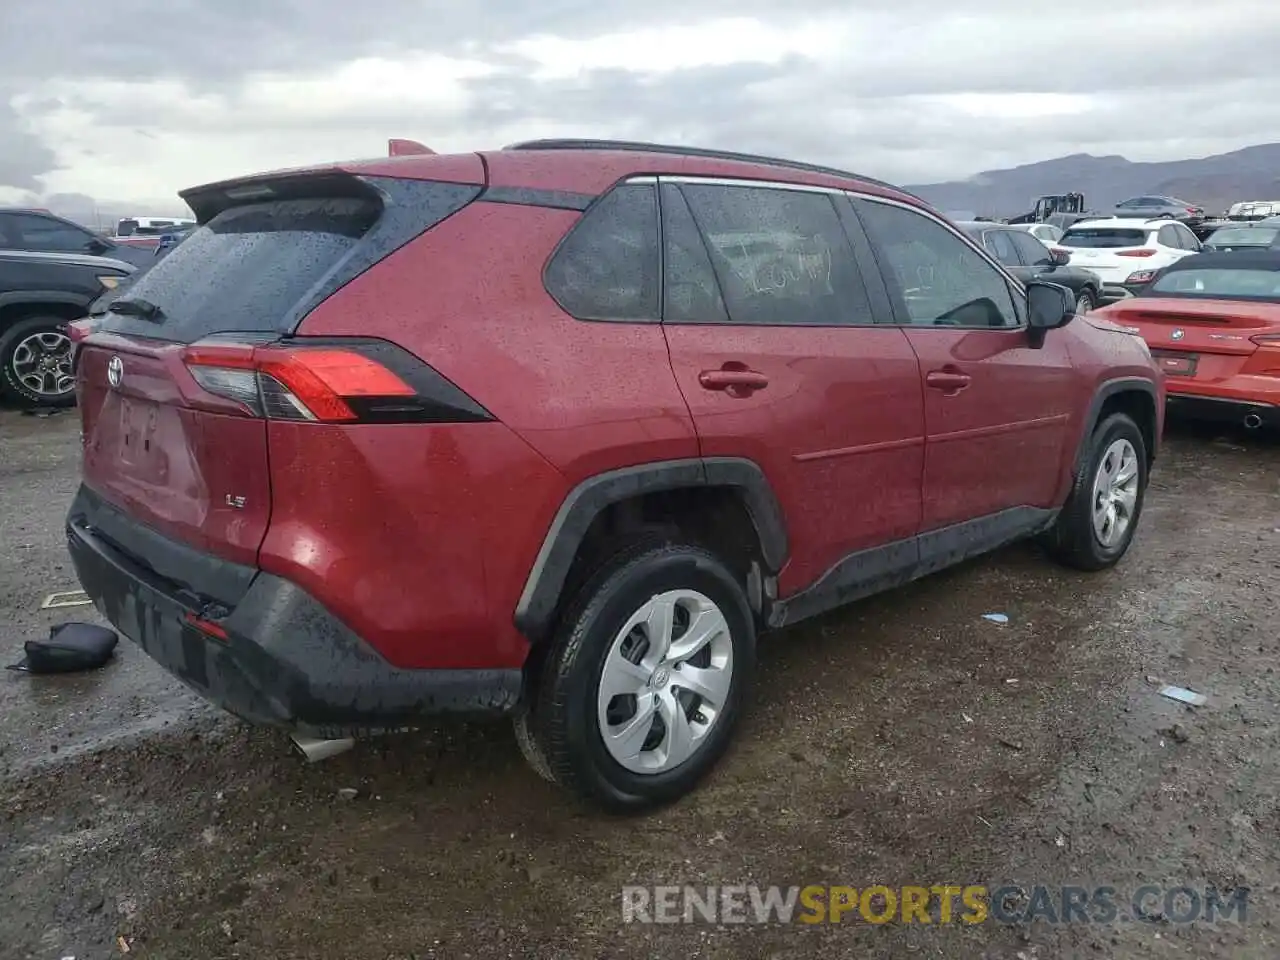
xmin=3 ymin=0 xmax=1279 ymax=197
xmin=0 ymin=93 xmax=56 ymax=190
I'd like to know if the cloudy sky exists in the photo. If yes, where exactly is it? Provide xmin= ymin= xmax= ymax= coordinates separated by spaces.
xmin=2 ymin=0 xmax=1278 ymax=216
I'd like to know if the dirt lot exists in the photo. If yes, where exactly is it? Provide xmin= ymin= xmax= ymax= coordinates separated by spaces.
xmin=2 ymin=406 xmax=1278 ymax=960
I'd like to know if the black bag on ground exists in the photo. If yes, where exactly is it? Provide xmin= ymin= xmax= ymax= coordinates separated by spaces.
xmin=6 ymin=622 xmax=119 ymax=674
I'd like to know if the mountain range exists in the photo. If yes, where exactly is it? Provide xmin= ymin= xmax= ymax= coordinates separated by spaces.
xmin=906 ymin=143 xmax=1280 ymax=219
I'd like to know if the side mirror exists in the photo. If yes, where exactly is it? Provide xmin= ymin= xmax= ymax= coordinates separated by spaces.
xmin=85 ymin=236 xmax=112 ymax=254
xmin=1027 ymin=280 xmax=1075 ymax=334
xmin=1050 ymin=248 xmax=1071 ymax=267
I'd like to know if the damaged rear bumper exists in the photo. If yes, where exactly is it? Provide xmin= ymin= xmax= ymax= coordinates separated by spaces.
xmin=65 ymin=486 xmax=522 ymax=739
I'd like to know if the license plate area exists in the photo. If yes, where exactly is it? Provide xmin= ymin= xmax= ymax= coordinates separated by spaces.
xmin=117 ymin=397 xmax=163 ymax=475
xmin=1152 ymin=350 xmax=1198 ymax=376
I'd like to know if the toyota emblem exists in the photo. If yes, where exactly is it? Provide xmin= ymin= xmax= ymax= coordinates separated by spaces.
xmin=1170 ymin=329 xmax=1185 ymax=341
xmin=107 ymin=355 xmax=123 ymax=387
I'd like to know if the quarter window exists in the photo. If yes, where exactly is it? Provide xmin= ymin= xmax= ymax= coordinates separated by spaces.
xmin=854 ymin=199 xmax=1020 ymax=329
xmin=675 ymin=182 xmax=874 ymax=326
xmin=544 ymin=183 xmax=660 ymax=321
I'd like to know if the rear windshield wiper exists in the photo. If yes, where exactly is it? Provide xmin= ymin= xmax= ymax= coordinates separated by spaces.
xmin=110 ymin=297 xmax=165 ymax=321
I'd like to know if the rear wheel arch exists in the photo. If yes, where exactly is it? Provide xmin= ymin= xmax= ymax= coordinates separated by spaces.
xmin=513 ymin=457 xmax=788 ymax=643
xmin=1072 ymin=378 xmax=1159 ymax=480
xmin=0 ymin=294 xmax=91 ymax=331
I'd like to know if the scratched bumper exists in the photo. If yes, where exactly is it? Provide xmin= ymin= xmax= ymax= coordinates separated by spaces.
xmin=65 ymin=486 xmax=521 ymax=738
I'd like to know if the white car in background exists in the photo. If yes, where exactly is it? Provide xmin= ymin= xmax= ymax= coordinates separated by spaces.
xmin=1008 ymin=222 xmax=1064 ymax=246
xmin=1055 ymin=216 xmax=1201 ymax=303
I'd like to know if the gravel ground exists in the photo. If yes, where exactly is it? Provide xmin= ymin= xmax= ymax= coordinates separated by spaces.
xmin=1 ymin=406 xmax=1278 ymax=960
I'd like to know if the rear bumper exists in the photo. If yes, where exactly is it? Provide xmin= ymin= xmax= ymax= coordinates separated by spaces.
xmin=66 ymin=488 xmax=522 ymax=738
xmin=1166 ymin=392 xmax=1276 ymax=427
xmin=1098 ymin=283 xmax=1147 ymax=304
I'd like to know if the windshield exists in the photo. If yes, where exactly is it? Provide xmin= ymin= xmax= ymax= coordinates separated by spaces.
xmin=1059 ymin=228 xmax=1149 ymax=248
xmin=1148 ymin=268 xmax=1280 ymax=300
xmin=1209 ymin=228 xmax=1279 ymax=245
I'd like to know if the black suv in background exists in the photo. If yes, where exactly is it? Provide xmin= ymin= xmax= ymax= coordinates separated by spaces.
xmin=957 ymin=221 xmax=1104 ymax=313
xmin=0 ymin=208 xmax=155 ymax=268
xmin=0 ymin=249 xmax=134 ymax=407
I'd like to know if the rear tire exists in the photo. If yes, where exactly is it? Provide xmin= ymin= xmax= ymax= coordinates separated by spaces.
xmin=525 ymin=541 xmax=755 ymax=813
xmin=1047 ymin=413 xmax=1148 ymax=571
xmin=0 ymin=315 xmax=77 ymax=408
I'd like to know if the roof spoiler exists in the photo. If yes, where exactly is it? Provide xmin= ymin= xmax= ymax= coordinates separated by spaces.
xmin=388 ymin=139 xmax=435 ymax=157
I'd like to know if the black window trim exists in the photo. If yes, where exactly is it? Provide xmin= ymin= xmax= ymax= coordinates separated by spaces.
xmin=847 ymin=193 xmax=1029 ymax=332
xmin=539 ymin=173 xmax=1030 ymax=330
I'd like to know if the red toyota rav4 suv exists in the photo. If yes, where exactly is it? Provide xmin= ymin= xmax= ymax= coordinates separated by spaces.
xmin=66 ymin=140 xmax=1163 ymax=811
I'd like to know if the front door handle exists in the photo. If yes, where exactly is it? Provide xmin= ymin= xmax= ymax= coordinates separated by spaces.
xmin=925 ymin=369 xmax=971 ymax=392
xmin=699 ymin=367 xmax=769 ymax=396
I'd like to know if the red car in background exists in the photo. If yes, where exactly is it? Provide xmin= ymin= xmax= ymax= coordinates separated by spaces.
xmin=1094 ymin=251 xmax=1280 ymax=430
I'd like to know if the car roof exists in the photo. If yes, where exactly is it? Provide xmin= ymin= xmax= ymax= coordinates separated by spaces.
xmin=1162 ymin=250 xmax=1280 ymax=271
xmin=181 ymin=139 xmax=925 ymax=219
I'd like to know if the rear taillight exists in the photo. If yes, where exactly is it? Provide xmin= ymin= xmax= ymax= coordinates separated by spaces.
xmin=180 ymin=338 xmax=493 ymax=424
xmin=1117 ymin=249 xmax=1157 ymax=257
xmin=1126 ymin=269 xmax=1158 ymax=284
xmin=1250 ymin=333 xmax=1280 ymax=347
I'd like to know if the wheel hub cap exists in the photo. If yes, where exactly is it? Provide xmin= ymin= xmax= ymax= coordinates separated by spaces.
xmin=1091 ymin=438 xmax=1139 ymax=547
xmin=11 ymin=330 xmax=74 ymax=400
xmin=596 ymin=588 xmax=734 ymax=775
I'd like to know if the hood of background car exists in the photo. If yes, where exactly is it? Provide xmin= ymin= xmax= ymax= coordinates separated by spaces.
xmin=0 ymin=248 xmax=135 ymax=273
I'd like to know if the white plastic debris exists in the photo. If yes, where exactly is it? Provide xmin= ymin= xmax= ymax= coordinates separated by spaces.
xmin=1159 ymin=685 xmax=1207 ymax=706
xmin=40 ymin=590 xmax=93 ymax=610
xmin=982 ymin=613 xmax=1009 ymax=624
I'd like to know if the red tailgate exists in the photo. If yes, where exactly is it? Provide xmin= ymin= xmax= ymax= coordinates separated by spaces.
xmin=76 ymin=334 xmax=272 ymax=565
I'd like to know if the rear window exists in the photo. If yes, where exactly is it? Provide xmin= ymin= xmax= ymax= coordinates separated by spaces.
xmin=1060 ymin=228 xmax=1149 ymax=248
xmin=1148 ymin=268 xmax=1280 ymax=299
xmin=101 ymin=197 xmax=378 ymax=342
xmin=1209 ymin=227 xmax=1279 ymax=245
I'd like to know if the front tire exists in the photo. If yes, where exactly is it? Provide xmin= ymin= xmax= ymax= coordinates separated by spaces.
xmin=1047 ymin=413 xmax=1148 ymax=571
xmin=525 ymin=541 xmax=755 ymax=812
xmin=1075 ymin=290 xmax=1096 ymax=315
xmin=0 ymin=316 xmax=77 ymax=408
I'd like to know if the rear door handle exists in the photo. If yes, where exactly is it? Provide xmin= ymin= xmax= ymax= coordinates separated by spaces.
xmin=699 ymin=368 xmax=769 ymax=393
xmin=925 ymin=370 xmax=971 ymax=391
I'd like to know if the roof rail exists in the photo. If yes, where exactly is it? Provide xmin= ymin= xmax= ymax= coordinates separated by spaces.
xmin=502 ymin=138 xmax=924 ymax=202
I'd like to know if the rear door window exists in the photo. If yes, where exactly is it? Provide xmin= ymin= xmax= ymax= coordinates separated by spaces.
xmin=983 ymin=230 xmax=1021 ymax=266
xmin=674 ymin=182 xmax=874 ymax=326
xmin=544 ymin=183 xmax=660 ymax=322
xmin=1010 ymin=231 xmax=1052 ymax=266
xmin=659 ymin=184 xmax=728 ymax=323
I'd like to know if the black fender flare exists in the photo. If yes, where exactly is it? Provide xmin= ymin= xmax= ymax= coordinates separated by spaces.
xmin=1071 ymin=377 xmax=1160 ymax=478
xmin=513 ymin=457 xmax=788 ymax=639
xmin=0 ymin=290 xmax=93 ymax=318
